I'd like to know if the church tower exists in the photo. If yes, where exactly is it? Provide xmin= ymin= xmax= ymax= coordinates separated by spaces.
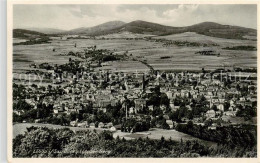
xmin=106 ymin=71 xmax=109 ymax=82
xmin=142 ymin=73 xmax=145 ymax=91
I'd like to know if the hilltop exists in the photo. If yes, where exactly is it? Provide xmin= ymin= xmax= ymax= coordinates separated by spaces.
xmin=66 ymin=21 xmax=126 ymax=35
xmin=13 ymin=29 xmax=47 ymax=39
xmin=70 ymin=20 xmax=257 ymax=40
xmin=25 ymin=28 xmax=66 ymax=35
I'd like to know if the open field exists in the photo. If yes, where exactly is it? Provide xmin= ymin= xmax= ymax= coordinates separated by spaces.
xmin=138 ymin=32 xmax=257 ymax=70
xmin=13 ymin=38 xmax=28 ymax=44
xmin=13 ymin=32 xmax=257 ymax=73
xmin=131 ymin=46 xmax=257 ymax=71
xmin=154 ymin=32 xmax=257 ymax=47
xmin=97 ymin=61 xmax=150 ymax=72
xmin=113 ymin=128 xmax=216 ymax=146
xmin=96 ymin=31 xmax=155 ymax=39
xmin=13 ymin=38 xmax=161 ymax=73
xmin=13 ymin=123 xmax=216 ymax=147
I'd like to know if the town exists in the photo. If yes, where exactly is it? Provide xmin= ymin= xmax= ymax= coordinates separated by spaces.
xmin=11 ymin=3 xmax=258 ymax=158
xmin=13 ymin=46 xmax=257 ymax=145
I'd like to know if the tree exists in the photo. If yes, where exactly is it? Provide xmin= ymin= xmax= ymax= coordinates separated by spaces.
xmin=187 ymin=111 xmax=194 ymax=120
xmin=160 ymin=93 xmax=170 ymax=106
xmin=211 ymin=105 xmax=218 ymax=112
xmin=13 ymin=127 xmax=56 ymax=157
xmin=69 ymin=111 xmax=78 ymax=121
xmin=100 ymin=130 xmax=113 ymax=140
xmin=152 ymin=106 xmax=163 ymax=117
xmin=187 ymin=121 xmax=194 ymax=129
xmin=204 ymin=119 xmax=213 ymax=127
xmin=148 ymin=94 xmax=160 ymax=106
xmin=13 ymin=100 xmax=33 ymax=111
xmin=224 ymin=102 xmax=230 ymax=111
xmin=161 ymin=120 xmax=170 ymax=130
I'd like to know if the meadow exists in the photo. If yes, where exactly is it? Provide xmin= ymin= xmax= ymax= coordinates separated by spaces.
xmin=13 ymin=32 xmax=257 ymax=74
xmin=13 ymin=123 xmax=216 ymax=147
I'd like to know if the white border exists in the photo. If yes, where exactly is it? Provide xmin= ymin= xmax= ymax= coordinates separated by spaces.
xmin=7 ymin=1 xmax=260 ymax=163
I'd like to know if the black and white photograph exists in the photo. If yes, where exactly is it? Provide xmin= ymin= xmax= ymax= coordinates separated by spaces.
xmin=8 ymin=1 xmax=258 ymax=160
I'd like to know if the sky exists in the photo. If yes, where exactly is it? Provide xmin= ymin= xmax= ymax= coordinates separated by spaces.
xmin=13 ymin=4 xmax=257 ymax=30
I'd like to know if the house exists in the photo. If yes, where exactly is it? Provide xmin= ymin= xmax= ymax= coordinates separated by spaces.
xmin=70 ymin=121 xmax=78 ymax=127
xmin=13 ymin=110 xmax=24 ymax=116
xmin=228 ymin=106 xmax=235 ymax=111
xmin=106 ymin=122 xmax=113 ymax=128
xmin=160 ymin=105 xmax=167 ymax=111
xmin=186 ymin=105 xmax=192 ymax=111
xmin=78 ymin=122 xmax=88 ymax=128
xmin=205 ymin=110 xmax=216 ymax=119
xmin=245 ymin=101 xmax=253 ymax=107
xmin=211 ymin=97 xmax=219 ymax=104
xmin=181 ymin=90 xmax=190 ymax=98
xmin=110 ymin=126 xmax=117 ymax=132
xmin=134 ymin=99 xmax=147 ymax=111
xmin=114 ymin=124 xmax=122 ymax=130
xmin=166 ymin=120 xmax=174 ymax=129
xmin=208 ymin=123 xmax=217 ymax=130
xmin=99 ymin=100 xmax=111 ymax=108
xmin=181 ymin=117 xmax=189 ymax=122
xmin=215 ymin=111 xmax=222 ymax=116
xmin=163 ymin=115 xmax=170 ymax=120
xmin=86 ymin=94 xmax=95 ymax=101
xmin=170 ymin=101 xmax=180 ymax=111
xmin=166 ymin=91 xmax=174 ymax=100
xmin=53 ymin=109 xmax=59 ymax=114
xmin=230 ymin=99 xmax=236 ymax=107
xmin=217 ymin=103 xmax=224 ymax=111
xmin=74 ymin=105 xmax=82 ymax=113
xmin=192 ymin=94 xmax=198 ymax=99
xmin=145 ymin=89 xmax=153 ymax=95
xmin=129 ymin=107 xmax=135 ymax=114
xmin=98 ymin=122 xmax=105 ymax=128
xmin=169 ymin=101 xmax=175 ymax=110
xmin=148 ymin=105 xmax=154 ymax=111
xmin=173 ymin=92 xmax=181 ymax=98
xmin=89 ymin=123 xmax=95 ymax=128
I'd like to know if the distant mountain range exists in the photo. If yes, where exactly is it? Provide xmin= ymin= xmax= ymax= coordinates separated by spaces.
xmin=25 ymin=28 xmax=66 ymax=34
xmin=13 ymin=20 xmax=257 ymax=40
xmin=13 ymin=29 xmax=47 ymax=39
xmin=66 ymin=21 xmax=126 ymax=35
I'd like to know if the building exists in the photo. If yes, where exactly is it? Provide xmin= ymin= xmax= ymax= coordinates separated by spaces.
xmin=134 ymin=99 xmax=147 ymax=111
xmin=206 ymin=110 xmax=216 ymax=119
xmin=166 ymin=120 xmax=174 ymax=129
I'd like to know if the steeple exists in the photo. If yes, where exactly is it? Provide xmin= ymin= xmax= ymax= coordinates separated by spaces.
xmin=106 ymin=71 xmax=109 ymax=82
xmin=142 ymin=73 xmax=145 ymax=91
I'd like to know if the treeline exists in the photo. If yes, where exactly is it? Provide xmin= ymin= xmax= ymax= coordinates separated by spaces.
xmin=236 ymin=105 xmax=257 ymax=121
xmin=175 ymin=122 xmax=257 ymax=148
xmin=150 ymin=38 xmax=219 ymax=47
xmin=13 ymin=126 xmax=256 ymax=158
xmin=13 ymin=37 xmax=51 ymax=45
xmin=234 ymin=67 xmax=257 ymax=73
xmin=12 ymin=98 xmax=129 ymax=127
xmin=121 ymin=118 xmax=150 ymax=132
xmin=195 ymin=50 xmax=220 ymax=56
xmin=76 ymin=47 xmax=124 ymax=62
xmin=223 ymin=46 xmax=257 ymax=51
xmin=13 ymin=100 xmax=53 ymax=123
